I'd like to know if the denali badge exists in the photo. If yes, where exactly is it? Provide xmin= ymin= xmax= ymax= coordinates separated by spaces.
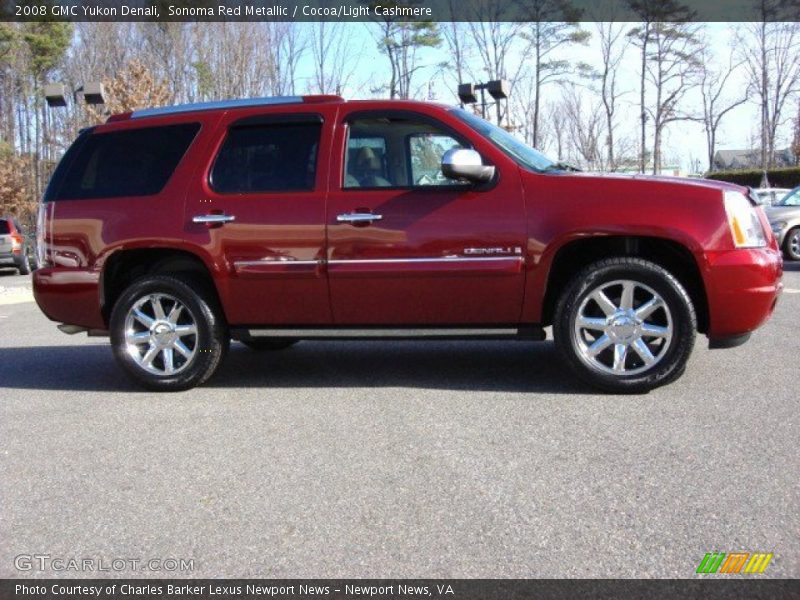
xmin=463 ymin=247 xmax=523 ymax=255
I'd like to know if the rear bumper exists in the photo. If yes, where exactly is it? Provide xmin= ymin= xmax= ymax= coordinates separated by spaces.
xmin=0 ymin=251 xmax=24 ymax=267
xmin=32 ymin=267 xmax=105 ymax=330
xmin=705 ymin=247 xmax=783 ymax=340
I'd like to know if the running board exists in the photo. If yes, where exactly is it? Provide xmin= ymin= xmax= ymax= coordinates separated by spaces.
xmin=232 ymin=326 xmax=545 ymax=341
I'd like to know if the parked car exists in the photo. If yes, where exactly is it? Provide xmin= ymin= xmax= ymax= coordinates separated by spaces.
xmin=0 ymin=216 xmax=34 ymax=275
xmin=32 ymin=96 xmax=783 ymax=393
xmin=749 ymin=187 xmax=791 ymax=207
xmin=765 ymin=185 xmax=800 ymax=260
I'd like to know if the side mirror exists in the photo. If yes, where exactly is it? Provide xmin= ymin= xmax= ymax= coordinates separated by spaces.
xmin=441 ymin=148 xmax=495 ymax=184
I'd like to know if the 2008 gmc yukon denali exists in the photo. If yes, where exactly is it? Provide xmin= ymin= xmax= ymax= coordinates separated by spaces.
xmin=32 ymin=96 xmax=783 ymax=392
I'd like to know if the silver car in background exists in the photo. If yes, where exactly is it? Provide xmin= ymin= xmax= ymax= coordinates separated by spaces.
xmin=765 ymin=186 xmax=800 ymax=260
xmin=751 ymin=187 xmax=791 ymax=207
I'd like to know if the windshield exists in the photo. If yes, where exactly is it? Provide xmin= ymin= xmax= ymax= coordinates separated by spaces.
xmin=779 ymin=188 xmax=800 ymax=206
xmin=450 ymin=108 xmax=556 ymax=172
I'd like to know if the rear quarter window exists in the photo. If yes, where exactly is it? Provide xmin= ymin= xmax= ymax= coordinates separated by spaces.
xmin=56 ymin=123 xmax=200 ymax=200
xmin=0 ymin=220 xmax=9 ymax=234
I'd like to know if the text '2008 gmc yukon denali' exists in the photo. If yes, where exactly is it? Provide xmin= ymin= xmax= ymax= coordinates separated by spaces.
xmin=33 ymin=96 xmax=783 ymax=392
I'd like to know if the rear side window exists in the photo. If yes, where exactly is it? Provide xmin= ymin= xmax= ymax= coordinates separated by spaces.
xmin=56 ymin=123 xmax=200 ymax=200
xmin=0 ymin=220 xmax=9 ymax=234
xmin=210 ymin=121 xmax=321 ymax=193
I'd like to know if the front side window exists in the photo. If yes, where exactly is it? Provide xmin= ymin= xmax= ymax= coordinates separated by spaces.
xmin=57 ymin=123 xmax=200 ymax=200
xmin=211 ymin=121 xmax=321 ymax=193
xmin=344 ymin=116 xmax=468 ymax=189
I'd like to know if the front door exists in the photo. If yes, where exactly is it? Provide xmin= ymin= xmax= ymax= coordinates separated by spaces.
xmin=184 ymin=106 xmax=335 ymax=325
xmin=326 ymin=108 xmax=527 ymax=325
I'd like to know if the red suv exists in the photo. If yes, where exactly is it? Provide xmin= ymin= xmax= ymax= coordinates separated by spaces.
xmin=33 ymin=96 xmax=783 ymax=392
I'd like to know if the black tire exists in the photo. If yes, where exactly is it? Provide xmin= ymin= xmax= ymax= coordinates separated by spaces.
xmin=241 ymin=339 xmax=298 ymax=351
xmin=16 ymin=257 xmax=30 ymax=275
xmin=783 ymin=227 xmax=800 ymax=261
xmin=110 ymin=275 xmax=229 ymax=391
xmin=553 ymin=257 xmax=696 ymax=394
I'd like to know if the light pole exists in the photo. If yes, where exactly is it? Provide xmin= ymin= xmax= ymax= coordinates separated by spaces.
xmin=457 ymin=80 xmax=509 ymax=126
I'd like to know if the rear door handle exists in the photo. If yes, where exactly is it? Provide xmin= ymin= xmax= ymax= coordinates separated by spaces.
xmin=193 ymin=214 xmax=236 ymax=225
xmin=337 ymin=213 xmax=383 ymax=224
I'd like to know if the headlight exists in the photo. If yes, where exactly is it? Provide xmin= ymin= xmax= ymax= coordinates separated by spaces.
xmin=724 ymin=191 xmax=767 ymax=248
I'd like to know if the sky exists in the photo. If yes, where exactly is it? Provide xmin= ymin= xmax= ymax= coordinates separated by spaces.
xmin=285 ymin=22 xmax=768 ymax=173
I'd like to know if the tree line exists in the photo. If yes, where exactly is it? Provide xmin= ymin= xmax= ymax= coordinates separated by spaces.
xmin=1 ymin=1 xmax=799 ymax=226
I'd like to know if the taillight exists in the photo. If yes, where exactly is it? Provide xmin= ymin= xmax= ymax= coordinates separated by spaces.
xmin=10 ymin=231 xmax=22 ymax=252
xmin=36 ymin=201 xmax=50 ymax=267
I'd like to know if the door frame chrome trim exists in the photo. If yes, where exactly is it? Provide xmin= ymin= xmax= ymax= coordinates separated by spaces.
xmin=233 ymin=259 xmax=322 ymax=268
xmin=327 ymin=256 xmax=523 ymax=265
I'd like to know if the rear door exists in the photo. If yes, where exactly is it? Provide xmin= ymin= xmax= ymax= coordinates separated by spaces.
xmin=183 ymin=104 xmax=335 ymax=325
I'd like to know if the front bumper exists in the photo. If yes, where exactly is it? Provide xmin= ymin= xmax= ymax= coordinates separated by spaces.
xmin=33 ymin=267 xmax=105 ymax=330
xmin=705 ymin=247 xmax=783 ymax=341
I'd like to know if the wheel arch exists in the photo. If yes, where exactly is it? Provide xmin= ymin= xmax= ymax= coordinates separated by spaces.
xmin=539 ymin=234 xmax=709 ymax=333
xmin=100 ymin=246 xmax=225 ymax=326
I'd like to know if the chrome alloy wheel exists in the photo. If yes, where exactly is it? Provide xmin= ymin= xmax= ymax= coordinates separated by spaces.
xmin=788 ymin=229 xmax=800 ymax=260
xmin=123 ymin=293 xmax=198 ymax=376
xmin=572 ymin=280 xmax=673 ymax=376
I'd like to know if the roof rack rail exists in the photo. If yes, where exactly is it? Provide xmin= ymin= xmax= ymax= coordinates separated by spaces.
xmin=131 ymin=96 xmax=303 ymax=119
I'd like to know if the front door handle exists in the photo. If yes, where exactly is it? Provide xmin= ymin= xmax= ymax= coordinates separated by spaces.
xmin=193 ymin=214 xmax=236 ymax=225
xmin=337 ymin=212 xmax=383 ymax=224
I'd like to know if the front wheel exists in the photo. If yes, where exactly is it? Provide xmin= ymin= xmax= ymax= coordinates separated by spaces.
xmin=553 ymin=257 xmax=696 ymax=393
xmin=110 ymin=275 xmax=228 ymax=391
xmin=783 ymin=227 xmax=800 ymax=261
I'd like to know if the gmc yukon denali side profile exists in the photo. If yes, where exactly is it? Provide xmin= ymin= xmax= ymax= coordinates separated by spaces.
xmin=32 ymin=96 xmax=783 ymax=392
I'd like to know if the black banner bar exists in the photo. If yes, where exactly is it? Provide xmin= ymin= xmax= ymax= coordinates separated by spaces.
xmin=2 ymin=0 xmax=800 ymax=23
xmin=1 ymin=579 xmax=799 ymax=600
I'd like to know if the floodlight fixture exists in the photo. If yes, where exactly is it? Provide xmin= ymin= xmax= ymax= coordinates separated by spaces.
xmin=457 ymin=83 xmax=478 ymax=105
xmin=44 ymin=83 xmax=68 ymax=108
xmin=486 ymin=80 xmax=508 ymax=100
xmin=82 ymin=82 xmax=106 ymax=105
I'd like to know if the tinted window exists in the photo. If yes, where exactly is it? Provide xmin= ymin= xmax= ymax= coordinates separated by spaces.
xmin=344 ymin=116 xmax=468 ymax=188
xmin=211 ymin=122 xmax=321 ymax=193
xmin=0 ymin=220 xmax=9 ymax=234
xmin=57 ymin=123 xmax=200 ymax=200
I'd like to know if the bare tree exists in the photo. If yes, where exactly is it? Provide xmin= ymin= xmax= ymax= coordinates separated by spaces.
xmin=467 ymin=1 xmax=528 ymax=123
xmin=521 ymin=0 xmax=590 ymax=147
xmin=698 ymin=45 xmax=748 ymax=172
xmin=561 ymin=82 xmax=604 ymax=169
xmin=438 ymin=20 xmax=476 ymax=105
xmin=371 ymin=1 xmax=441 ymax=99
xmin=627 ymin=0 xmax=695 ymax=173
xmin=309 ymin=22 xmax=360 ymax=95
xmin=738 ymin=3 xmax=800 ymax=168
xmin=595 ymin=21 xmax=629 ymax=171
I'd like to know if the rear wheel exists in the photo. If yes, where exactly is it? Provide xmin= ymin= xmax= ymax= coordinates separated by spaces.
xmin=16 ymin=256 xmax=30 ymax=275
xmin=783 ymin=227 xmax=800 ymax=261
xmin=241 ymin=339 xmax=298 ymax=351
xmin=553 ymin=257 xmax=696 ymax=393
xmin=110 ymin=275 xmax=228 ymax=391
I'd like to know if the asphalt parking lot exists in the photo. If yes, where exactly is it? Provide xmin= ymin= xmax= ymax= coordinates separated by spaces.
xmin=0 ymin=265 xmax=798 ymax=579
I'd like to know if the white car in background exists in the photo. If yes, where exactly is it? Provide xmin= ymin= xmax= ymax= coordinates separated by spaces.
xmin=750 ymin=187 xmax=791 ymax=206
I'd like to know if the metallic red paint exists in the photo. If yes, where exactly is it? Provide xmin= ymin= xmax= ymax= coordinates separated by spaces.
xmin=33 ymin=98 xmax=782 ymax=346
